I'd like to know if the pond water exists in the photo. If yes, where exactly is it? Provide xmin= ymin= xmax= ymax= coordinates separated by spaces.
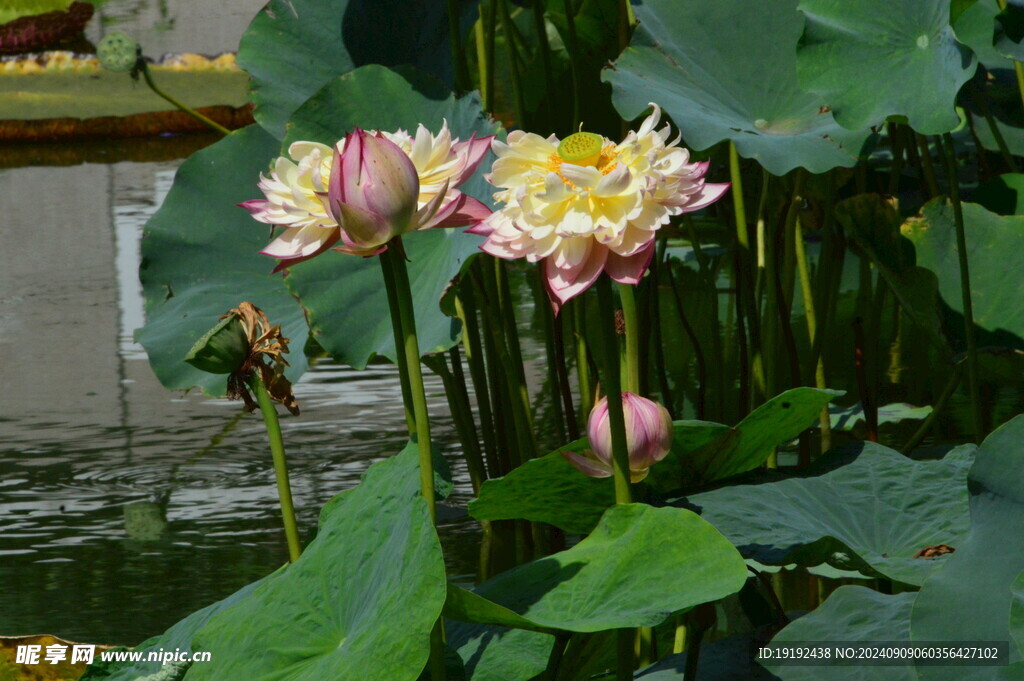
xmin=0 ymin=0 xmax=482 ymax=647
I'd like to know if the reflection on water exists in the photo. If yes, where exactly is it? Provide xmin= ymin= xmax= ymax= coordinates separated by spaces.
xmin=0 ymin=154 xmax=477 ymax=645
xmin=0 ymin=0 xmax=478 ymax=647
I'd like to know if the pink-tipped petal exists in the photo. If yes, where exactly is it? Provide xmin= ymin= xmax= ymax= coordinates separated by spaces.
xmin=425 ymin=194 xmax=493 ymax=230
xmin=452 ymin=134 xmax=496 ymax=186
xmin=543 ymin=244 xmax=608 ymax=309
xmin=605 ymin=242 xmax=655 ymax=285
xmin=263 ymin=231 xmax=341 ymax=273
xmin=679 ymin=182 xmax=730 ymax=213
xmin=562 ymin=450 xmax=613 ymax=478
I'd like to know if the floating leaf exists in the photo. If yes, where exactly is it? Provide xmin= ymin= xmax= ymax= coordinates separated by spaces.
xmin=910 ymin=416 xmax=1024 ymax=678
xmin=903 ymin=197 xmax=1024 ymax=348
xmin=237 ymin=0 xmax=477 ymax=138
xmin=280 ymin=66 xmax=499 ymax=368
xmin=686 ymin=442 xmax=975 ymax=586
xmin=186 ymin=442 xmax=445 ymax=681
xmin=796 ymin=0 xmax=977 ymax=134
xmin=604 ymin=0 xmax=874 ymax=175
xmin=136 ymin=125 xmax=309 ymax=396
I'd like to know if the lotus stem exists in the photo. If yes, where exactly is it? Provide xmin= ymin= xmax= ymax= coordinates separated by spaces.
xmin=447 ymin=0 xmax=471 ymax=92
xmin=794 ymin=205 xmax=831 ymax=453
xmin=915 ymin=133 xmax=940 ymax=199
xmin=970 ymin=82 xmax=1020 ymax=172
xmin=497 ymin=0 xmax=526 ymax=126
xmin=561 ymin=0 xmax=582 ymax=128
xmin=382 ymin=240 xmax=447 ymax=681
xmin=382 ymin=240 xmax=436 ymax=520
xmin=618 ymin=283 xmax=641 ymax=394
xmin=455 ymin=291 xmax=499 ymax=476
xmin=903 ymin=363 xmax=963 ymax=454
xmin=596 ymin=276 xmax=632 ymax=504
xmin=940 ymin=133 xmax=983 ymax=443
xmin=664 ymin=256 xmax=707 ymax=420
xmin=531 ymin=0 xmax=556 ymax=130
xmin=380 ymin=254 xmax=417 ymax=436
xmin=573 ymin=297 xmax=594 ymax=420
xmin=247 ymin=372 xmax=301 ymax=563
xmin=138 ymin=61 xmax=230 ymax=136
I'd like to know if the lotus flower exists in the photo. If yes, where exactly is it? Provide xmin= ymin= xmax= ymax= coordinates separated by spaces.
xmin=563 ymin=392 xmax=674 ymax=482
xmin=242 ymin=122 xmax=493 ymax=270
xmin=472 ymin=103 xmax=729 ymax=311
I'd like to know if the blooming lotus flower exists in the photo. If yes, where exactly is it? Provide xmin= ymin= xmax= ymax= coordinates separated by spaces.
xmin=563 ymin=392 xmax=674 ymax=482
xmin=241 ymin=121 xmax=493 ymax=270
xmin=472 ymin=104 xmax=729 ymax=310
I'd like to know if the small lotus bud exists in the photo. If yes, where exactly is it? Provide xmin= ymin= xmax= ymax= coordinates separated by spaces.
xmin=563 ymin=392 xmax=674 ymax=482
xmin=184 ymin=313 xmax=249 ymax=375
xmin=97 ymin=31 xmax=139 ymax=72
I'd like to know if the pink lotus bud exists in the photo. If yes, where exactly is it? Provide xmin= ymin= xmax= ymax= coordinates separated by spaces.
xmin=327 ymin=128 xmax=420 ymax=250
xmin=563 ymin=392 xmax=674 ymax=482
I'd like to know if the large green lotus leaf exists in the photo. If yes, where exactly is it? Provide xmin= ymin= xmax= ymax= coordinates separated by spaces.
xmin=762 ymin=587 xmax=917 ymax=681
xmin=186 ymin=442 xmax=446 ymax=681
xmin=796 ymin=0 xmax=977 ymax=134
xmin=469 ymin=388 xmax=838 ymax=534
xmin=237 ymin=0 xmax=477 ymax=138
xmin=686 ymin=442 xmax=975 ymax=586
xmin=603 ymin=0 xmax=875 ymax=175
xmin=910 ymin=416 xmax=1024 ymax=679
xmin=903 ymin=198 xmax=1024 ymax=347
xmin=446 ymin=624 xmax=552 ymax=681
xmin=135 ymin=125 xmax=309 ymax=396
xmin=80 ymin=572 xmax=278 ymax=681
xmin=974 ymin=173 xmax=1024 ymax=215
xmin=279 ymin=66 xmax=499 ymax=368
xmin=463 ymin=504 xmax=747 ymax=632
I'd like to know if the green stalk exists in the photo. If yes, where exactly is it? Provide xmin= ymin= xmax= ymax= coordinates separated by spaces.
xmin=455 ymin=291 xmax=499 ymax=477
xmin=247 ymin=372 xmax=301 ymax=563
xmin=940 ymin=133 xmax=983 ymax=443
xmin=618 ymin=283 xmax=641 ymax=394
xmin=497 ymin=0 xmax=527 ymax=127
xmin=596 ymin=277 xmax=632 ymax=504
xmin=474 ymin=11 xmax=488 ymax=104
xmin=380 ymin=254 xmax=417 ymax=436
xmin=971 ymin=82 xmax=1020 ymax=172
xmin=483 ymin=0 xmax=498 ymax=112
xmin=534 ymin=274 xmax=569 ymax=442
xmin=794 ymin=209 xmax=831 ymax=453
xmin=139 ymin=62 xmax=230 ymax=135
xmin=561 ymin=0 xmax=582 ymax=128
xmin=382 ymin=241 xmax=436 ymax=517
xmin=902 ymin=363 xmax=963 ymax=454
xmin=495 ymin=259 xmax=534 ymax=434
xmin=447 ymin=0 xmax=472 ymax=92
xmin=531 ymin=0 xmax=556 ymax=131
xmin=915 ymin=133 xmax=940 ymax=199
xmin=573 ymin=297 xmax=594 ymax=419
xmin=382 ymin=241 xmax=447 ymax=681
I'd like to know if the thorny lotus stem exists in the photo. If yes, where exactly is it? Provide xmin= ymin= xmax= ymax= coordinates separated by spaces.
xmin=618 ymin=283 xmax=641 ymax=394
xmin=138 ymin=61 xmax=230 ymax=136
xmin=382 ymin=240 xmax=447 ymax=681
xmin=380 ymin=255 xmax=417 ymax=436
xmin=562 ymin=0 xmax=582 ymax=128
xmin=915 ymin=133 xmax=940 ymax=200
xmin=794 ymin=206 xmax=831 ymax=453
xmin=971 ymin=81 xmax=1020 ymax=173
xmin=903 ymin=363 xmax=964 ymax=455
xmin=940 ymin=133 xmax=983 ymax=443
xmin=596 ymin=276 xmax=632 ymax=505
xmin=247 ymin=372 xmax=301 ymax=563
xmin=497 ymin=0 xmax=526 ymax=127
xmin=382 ymin=240 xmax=437 ymax=520
xmin=573 ymin=298 xmax=594 ymax=421
xmin=447 ymin=0 xmax=471 ymax=92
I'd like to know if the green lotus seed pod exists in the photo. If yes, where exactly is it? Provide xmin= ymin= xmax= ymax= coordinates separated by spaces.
xmin=184 ymin=313 xmax=249 ymax=375
xmin=557 ymin=132 xmax=604 ymax=167
xmin=97 ymin=31 xmax=139 ymax=73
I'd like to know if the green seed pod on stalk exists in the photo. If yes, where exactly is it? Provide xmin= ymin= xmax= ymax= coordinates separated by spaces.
xmin=96 ymin=31 xmax=140 ymax=73
xmin=184 ymin=313 xmax=249 ymax=375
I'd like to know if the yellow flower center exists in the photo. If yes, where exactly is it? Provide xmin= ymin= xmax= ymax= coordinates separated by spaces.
xmin=548 ymin=132 xmax=619 ymax=188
